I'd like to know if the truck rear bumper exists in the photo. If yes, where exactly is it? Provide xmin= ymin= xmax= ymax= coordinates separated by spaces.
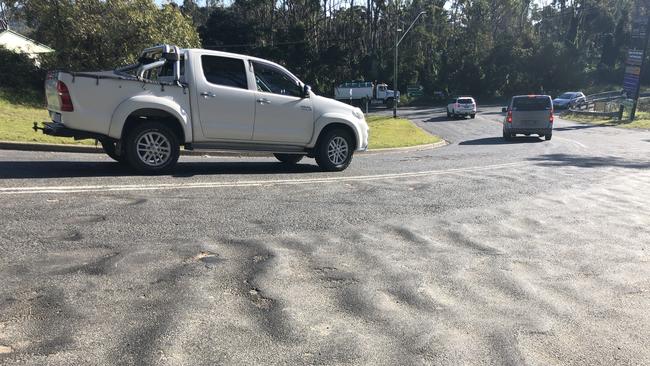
xmin=34 ymin=121 xmax=110 ymax=141
xmin=506 ymin=127 xmax=552 ymax=135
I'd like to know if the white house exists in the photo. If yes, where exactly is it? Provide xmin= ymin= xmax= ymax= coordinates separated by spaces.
xmin=0 ymin=21 xmax=54 ymax=65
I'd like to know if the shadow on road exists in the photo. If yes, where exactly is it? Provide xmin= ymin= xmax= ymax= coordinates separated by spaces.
xmin=422 ymin=116 xmax=453 ymax=123
xmin=459 ymin=136 xmax=543 ymax=145
xmin=552 ymin=124 xmax=608 ymax=132
xmin=529 ymin=154 xmax=650 ymax=169
xmin=0 ymin=161 xmax=322 ymax=179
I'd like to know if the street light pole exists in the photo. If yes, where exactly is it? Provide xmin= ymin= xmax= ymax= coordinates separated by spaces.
xmin=393 ymin=11 xmax=426 ymax=118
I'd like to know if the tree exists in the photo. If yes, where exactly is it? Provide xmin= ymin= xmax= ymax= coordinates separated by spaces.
xmin=19 ymin=0 xmax=200 ymax=71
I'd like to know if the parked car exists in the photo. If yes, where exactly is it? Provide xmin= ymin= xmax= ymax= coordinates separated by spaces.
xmin=36 ymin=45 xmax=369 ymax=173
xmin=447 ymin=97 xmax=476 ymax=119
xmin=502 ymin=95 xmax=554 ymax=141
xmin=552 ymin=91 xmax=586 ymax=109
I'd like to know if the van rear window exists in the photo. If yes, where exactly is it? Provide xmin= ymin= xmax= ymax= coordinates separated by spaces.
xmin=512 ymin=97 xmax=551 ymax=111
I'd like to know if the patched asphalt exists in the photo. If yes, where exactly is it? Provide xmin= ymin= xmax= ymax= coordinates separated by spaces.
xmin=0 ymin=107 xmax=648 ymax=365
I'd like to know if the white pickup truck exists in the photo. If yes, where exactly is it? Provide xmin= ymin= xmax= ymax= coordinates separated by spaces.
xmin=36 ymin=45 xmax=369 ymax=173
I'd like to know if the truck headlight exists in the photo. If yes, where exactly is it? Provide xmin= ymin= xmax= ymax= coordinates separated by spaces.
xmin=352 ymin=108 xmax=364 ymax=120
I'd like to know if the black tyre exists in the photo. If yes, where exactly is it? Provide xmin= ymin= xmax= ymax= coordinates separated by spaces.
xmin=470 ymin=114 xmax=476 ymax=119
xmin=274 ymin=153 xmax=303 ymax=164
xmin=503 ymin=129 xmax=512 ymax=140
xmin=386 ymin=98 xmax=394 ymax=109
xmin=545 ymin=134 xmax=552 ymax=141
xmin=447 ymin=111 xmax=451 ymax=118
xmin=124 ymin=122 xmax=180 ymax=174
xmin=315 ymin=128 xmax=354 ymax=172
xmin=100 ymin=139 xmax=125 ymax=163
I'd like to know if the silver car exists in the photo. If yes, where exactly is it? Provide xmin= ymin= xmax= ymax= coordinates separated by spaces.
xmin=553 ymin=91 xmax=586 ymax=109
xmin=502 ymin=95 xmax=554 ymax=141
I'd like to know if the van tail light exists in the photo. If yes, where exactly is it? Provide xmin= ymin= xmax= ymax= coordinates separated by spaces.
xmin=507 ymin=110 xmax=512 ymax=123
xmin=57 ymin=81 xmax=74 ymax=112
xmin=549 ymin=110 xmax=554 ymax=123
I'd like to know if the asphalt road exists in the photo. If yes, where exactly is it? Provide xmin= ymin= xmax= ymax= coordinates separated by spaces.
xmin=0 ymin=107 xmax=648 ymax=365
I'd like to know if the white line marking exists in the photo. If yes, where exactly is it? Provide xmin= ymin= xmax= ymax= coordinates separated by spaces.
xmin=554 ymin=136 xmax=588 ymax=149
xmin=0 ymin=162 xmax=528 ymax=195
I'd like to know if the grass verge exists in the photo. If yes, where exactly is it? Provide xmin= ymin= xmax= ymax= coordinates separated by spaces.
xmin=367 ymin=115 xmax=441 ymax=149
xmin=0 ymin=89 xmax=92 ymax=145
xmin=563 ymin=111 xmax=650 ymax=129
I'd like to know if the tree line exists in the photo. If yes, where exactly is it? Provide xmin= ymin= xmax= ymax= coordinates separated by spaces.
xmin=0 ymin=0 xmax=642 ymax=98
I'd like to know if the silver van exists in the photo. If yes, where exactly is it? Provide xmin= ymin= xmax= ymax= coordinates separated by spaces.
xmin=502 ymin=95 xmax=554 ymax=141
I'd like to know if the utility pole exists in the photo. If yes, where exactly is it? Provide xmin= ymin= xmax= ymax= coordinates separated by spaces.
xmin=393 ymin=11 xmax=426 ymax=118
xmin=394 ymin=23 xmax=399 ymax=118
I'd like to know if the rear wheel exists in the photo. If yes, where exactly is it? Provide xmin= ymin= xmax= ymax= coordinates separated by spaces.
xmin=503 ymin=129 xmax=512 ymax=140
xmin=315 ymin=128 xmax=354 ymax=172
xmin=545 ymin=134 xmax=552 ymax=141
xmin=447 ymin=110 xmax=451 ymax=118
xmin=125 ymin=122 xmax=180 ymax=174
xmin=100 ymin=139 xmax=125 ymax=163
xmin=274 ymin=153 xmax=303 ymax=164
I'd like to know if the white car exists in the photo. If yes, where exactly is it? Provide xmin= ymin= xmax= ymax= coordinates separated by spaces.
xmin=447 ymin=97 xmax=476 ymax=119
xmin=37 ymin=45 xmax=369 ymax=173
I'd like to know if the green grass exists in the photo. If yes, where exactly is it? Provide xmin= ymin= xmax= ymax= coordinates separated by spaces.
xmin=0 ymin=89 xmax=93 ymax=145
xmin=367 ymin=115 xmax=441 ymax=149
xmin=563 ymin=111 xmax=650 ymax=129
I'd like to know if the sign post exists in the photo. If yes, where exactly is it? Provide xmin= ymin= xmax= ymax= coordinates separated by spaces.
xmin=626 ymin=9 xmax=650 ymax=121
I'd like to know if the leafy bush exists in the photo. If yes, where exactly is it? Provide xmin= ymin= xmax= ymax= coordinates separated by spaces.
xmin=0 ymin=46 xmax=46 ymax=91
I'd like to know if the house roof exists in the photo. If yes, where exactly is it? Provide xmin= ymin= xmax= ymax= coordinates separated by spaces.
xmin=0 ymin=29 xmax=54 ymax=54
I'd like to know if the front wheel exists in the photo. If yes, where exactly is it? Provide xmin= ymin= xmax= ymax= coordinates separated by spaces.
xmin=386 ymin=98 xmax=394 ymax=109
xmin=315 ymin=129 xmax=354 ymax=172
xmin=545 ymin=134 xmax=552 ymax=141
xmin=274 ymin=153 xmax=303 ymax=164
xmin=470 ymin=114 xmax=476 ymax=119
xmin=124 ymin=122 xmax=180 ymax=174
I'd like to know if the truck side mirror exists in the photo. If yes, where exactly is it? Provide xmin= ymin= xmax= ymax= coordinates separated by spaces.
xmin=302 ymin=84 xmax=311 ymax=98
xmin=502 ymin=107 xmax=507 ymax=113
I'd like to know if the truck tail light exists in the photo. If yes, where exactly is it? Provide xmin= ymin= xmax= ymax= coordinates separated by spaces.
xmin=507 ymin=110 xmax=512 ymax=123
xmin=57 ymin=81 xmax=74 ymax=112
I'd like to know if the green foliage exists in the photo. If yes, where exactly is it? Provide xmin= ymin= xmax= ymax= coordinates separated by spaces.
xmin=20 ymin=0 xmax=200 ymax=71
xmin=3 ymin=0 xmax=637 ymax=98
xmin=0 ymin=46 xmax=45 ymax=91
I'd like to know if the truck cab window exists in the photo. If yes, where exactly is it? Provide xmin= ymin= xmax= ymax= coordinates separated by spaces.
xmin=252 ymin=61 xmax=301 ymax=97
xmin=201 ymin=55 xmax=248 ymax=89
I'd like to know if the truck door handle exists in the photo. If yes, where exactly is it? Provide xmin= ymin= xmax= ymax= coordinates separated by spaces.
xmin=200 ymin=91 xmax=216 ymax=98
xmin=257 ymin=98 xmax=271 ymax=104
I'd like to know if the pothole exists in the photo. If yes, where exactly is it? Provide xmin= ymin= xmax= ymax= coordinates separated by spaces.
xmin=193 ymin=251 xmax=220 ymax=267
